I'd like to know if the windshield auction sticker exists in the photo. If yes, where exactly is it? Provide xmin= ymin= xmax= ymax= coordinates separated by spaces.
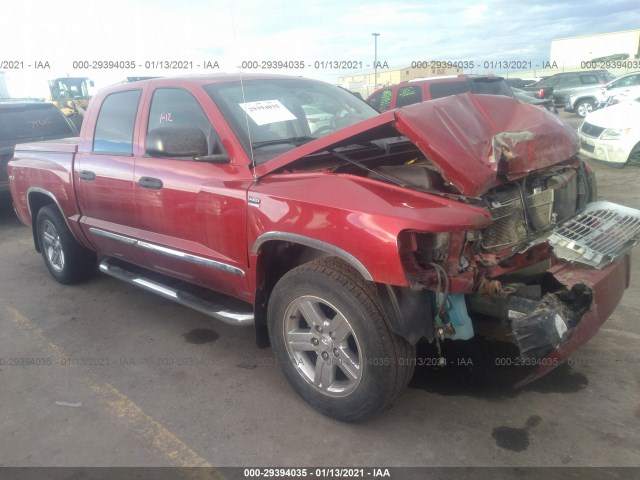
xmin=239 ymin=100 xmax=297 ymax=125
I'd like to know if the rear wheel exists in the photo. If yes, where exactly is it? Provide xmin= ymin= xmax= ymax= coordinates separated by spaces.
xmin=36 ymin=205 xmax=96 ymax=284
xmin=268 ymin=258 xmax=415 ymax=422
xmin=576 ymin=99 xmax=595 ymax=117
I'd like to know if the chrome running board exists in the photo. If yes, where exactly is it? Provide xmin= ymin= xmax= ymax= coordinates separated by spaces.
xmin=99 ymin=258 xmax=254 ymax=326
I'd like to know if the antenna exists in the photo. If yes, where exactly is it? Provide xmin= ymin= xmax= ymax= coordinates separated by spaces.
xmin=229 ymin=4 xmax=258 ymax=183
xmin=239 ymin=73 xmax=258 ymax=183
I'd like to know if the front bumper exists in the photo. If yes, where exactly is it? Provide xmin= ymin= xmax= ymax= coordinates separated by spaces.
xmin=515 ymin=252 xmax=631 ymax=386
xmin=579 ymin=135 xmax=633 ymax=165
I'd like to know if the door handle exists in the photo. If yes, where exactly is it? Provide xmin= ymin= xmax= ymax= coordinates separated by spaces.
xmin=138 ymin=176 xmax=163 ymax=190
xmin=79 ymin=170 xmax=96 ymax=181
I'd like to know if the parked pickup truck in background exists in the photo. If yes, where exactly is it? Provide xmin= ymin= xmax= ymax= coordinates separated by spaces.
xmin=7 ymin=75 xmax=640 ymax=421
xmin=1 ymin=101 xmax=77 ymax=193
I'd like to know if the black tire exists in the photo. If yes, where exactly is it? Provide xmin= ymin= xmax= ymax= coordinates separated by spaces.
xmin=627 ymin=143 xmax=640 ymax=166
xmin=575 ymin=99 xmax=596 ymax=118
xmin=36 ymin=205 xmax=96 ymax=284
xmin=268 ymin=257 xmax=415 ymax=422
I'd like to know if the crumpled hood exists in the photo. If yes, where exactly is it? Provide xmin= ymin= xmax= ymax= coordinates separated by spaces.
xmin=256 ymin=93 xmax=580 ymax=197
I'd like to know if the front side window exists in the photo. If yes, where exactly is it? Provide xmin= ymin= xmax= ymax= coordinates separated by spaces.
xmin=611 ymin=74 xmax=639 ymax=88
xmin=147 ymin=88 xmax=224 ymax=155
xmin=93 ymin=90 xmax=141 ymax=154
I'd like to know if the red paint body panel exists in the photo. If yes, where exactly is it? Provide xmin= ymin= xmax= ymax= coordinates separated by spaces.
xmin=248 ymin=172 xmax=491 ymax=286
xmin=516 ymin=253 xmax=632 ymax=386
xmin=395 ymin=94 xmax=580 ymax=197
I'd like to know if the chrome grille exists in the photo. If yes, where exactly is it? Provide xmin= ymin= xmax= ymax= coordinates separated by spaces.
xmin=580 ymin=122 xmax=605 ymax=138
xmin=482 ymin=188 xmax=554 ymax=252
xmin=548 ymin=201 xmax=640 ymax=268
xmin=580 ymin=140 xmax=595 ymax=153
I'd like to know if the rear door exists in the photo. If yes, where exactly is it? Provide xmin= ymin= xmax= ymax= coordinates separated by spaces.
xmin=75 ymin=89 xmax=144 ymax=262
xmin=133 ymin=85 xmax=253 ymax=298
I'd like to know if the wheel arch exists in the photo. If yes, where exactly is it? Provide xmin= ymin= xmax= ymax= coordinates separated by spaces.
xmin=576 ymin=95 xmax=598 ymax=104
xmin=27 ymin=187 xmax=86 ymax=253
xmin=27 ymin=189 xmax=60 ymax=252
xmin=251 ymin=234 xmax=373 ymax=348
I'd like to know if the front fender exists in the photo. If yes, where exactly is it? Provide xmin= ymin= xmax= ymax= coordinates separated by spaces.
xmin=248 ymin=172 xmax=490 ymax=286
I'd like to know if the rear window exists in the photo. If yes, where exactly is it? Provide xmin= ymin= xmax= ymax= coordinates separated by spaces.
xmin=429 ymin=82 xmax=469 ymax=99
xmin=0 ymin=103 xmax=76 ymax=144
xmin=470 ymin=78 xmax=513 ymax=96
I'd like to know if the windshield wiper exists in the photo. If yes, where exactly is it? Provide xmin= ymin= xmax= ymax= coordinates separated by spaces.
xmin=252 ymin=136 xmax=316 ymax=149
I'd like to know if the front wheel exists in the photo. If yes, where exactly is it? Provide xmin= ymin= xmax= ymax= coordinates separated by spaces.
xmin=268 ymin=258 xmax=415 ymax=422
xmin=36 ymin=205 xmax=96 ymax=284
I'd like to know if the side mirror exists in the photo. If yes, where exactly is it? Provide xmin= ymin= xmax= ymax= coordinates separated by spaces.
xmin=146 ymin=126 xmax=208 ymax=158
xmin=89 ymin=80 xmax=95 ymax=87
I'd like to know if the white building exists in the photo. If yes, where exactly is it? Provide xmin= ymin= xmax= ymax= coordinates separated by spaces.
xmin=550 ymin=29 xmax=640 ymax=67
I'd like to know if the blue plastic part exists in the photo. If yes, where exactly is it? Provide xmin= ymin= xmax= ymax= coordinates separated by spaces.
xmin=434 ymin=292 xmax=475 ymax=341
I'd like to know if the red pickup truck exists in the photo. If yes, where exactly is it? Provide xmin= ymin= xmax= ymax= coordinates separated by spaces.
xmin=7 ymin=74 xmax=640 ymax=421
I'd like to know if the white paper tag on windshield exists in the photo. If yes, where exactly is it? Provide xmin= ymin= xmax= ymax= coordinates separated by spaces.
xmin=239 ymin=100 xmax=297 ymax=126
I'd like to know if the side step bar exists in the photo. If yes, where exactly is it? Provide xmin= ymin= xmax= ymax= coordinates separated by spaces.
xmin=99 ymin=258 xmax=254 ymax=326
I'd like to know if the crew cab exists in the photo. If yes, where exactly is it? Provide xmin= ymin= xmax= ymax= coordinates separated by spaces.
xmin=7 ymin=74 xmax=640 ymax=422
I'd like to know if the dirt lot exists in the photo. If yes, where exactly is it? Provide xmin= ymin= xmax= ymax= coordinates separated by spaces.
xmin=1 ymin=111 xmax=639 ymax=468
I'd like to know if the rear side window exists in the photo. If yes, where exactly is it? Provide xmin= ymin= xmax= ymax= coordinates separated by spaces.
xmin=580 ymin=75 xmax=599 ymax=85
xmin=93 ymin=90 xmax=141 ymax=154
xmin=429 ymin=82 xmax=469 ymax=99
xmin=0 ymin=103 xmax=75 ymax=143
xmin=396 ymin=86 xmax=422 ymax=108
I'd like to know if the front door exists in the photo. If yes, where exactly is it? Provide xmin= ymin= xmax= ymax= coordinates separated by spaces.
xmin=133 ymin=86 xmax=252 ymax=298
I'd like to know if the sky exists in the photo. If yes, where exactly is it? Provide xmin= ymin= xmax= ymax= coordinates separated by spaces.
xmin=1 ymin=0 xmax=639 ymax=97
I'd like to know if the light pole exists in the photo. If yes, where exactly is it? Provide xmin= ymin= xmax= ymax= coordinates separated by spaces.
xmin=372 ymin=33 xmax=380 ymax=90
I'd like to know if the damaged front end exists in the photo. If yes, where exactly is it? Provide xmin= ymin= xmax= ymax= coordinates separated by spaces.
xmin=259 ymin=93 xmax=640 ymax=382
xmin=388 ymin=99 xmax=640 ymax=378
xmin=397 ymin=169 xmax=638 ymax=382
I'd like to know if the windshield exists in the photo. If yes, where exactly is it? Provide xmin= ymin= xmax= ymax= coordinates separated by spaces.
xmin=205 ymin=78 xmax=379 ymax=163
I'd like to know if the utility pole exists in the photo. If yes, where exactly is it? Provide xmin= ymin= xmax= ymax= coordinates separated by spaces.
xmin=372 ymin=33 xmax=380 ymax=90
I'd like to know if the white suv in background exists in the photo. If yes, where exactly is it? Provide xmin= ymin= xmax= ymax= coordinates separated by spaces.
xmin=578 ymin=96 xmax=640 ymax=167
xmin=566 ymin=72 xmax=640 ymax=117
